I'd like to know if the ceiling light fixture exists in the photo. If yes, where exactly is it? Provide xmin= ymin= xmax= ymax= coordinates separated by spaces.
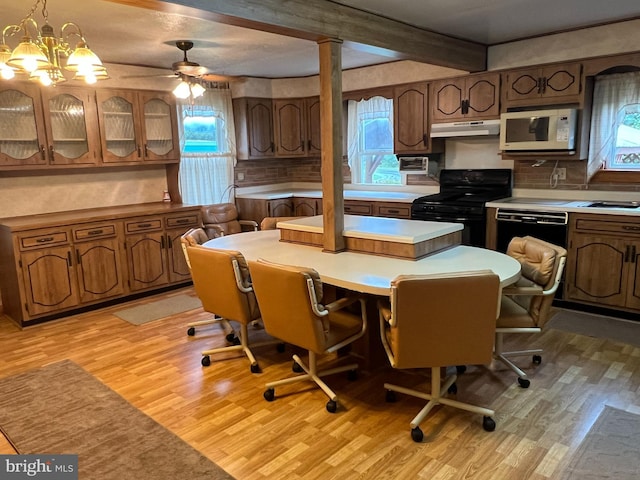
xmin=172 ymin=75 xmax=206 ymax=101
xmin=1 ymin=0 xmax=108 ymax=86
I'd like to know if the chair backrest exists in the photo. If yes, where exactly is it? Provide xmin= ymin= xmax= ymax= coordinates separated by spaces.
xmin=506 ymin=236 xmax=567 ymax=326
xmin=201 ymin=203 xmax=242 ymax=238
xmin=180 ymin=227 xmax=209 ymax=270
xmin=248 ymin=258 xmax=330 ymax=354
xmin=259 ymin=216 xmax=303 ymax=230
xmin=383 ymin=271 xmax=500 ymax=369
xmin=187 ymin=246 xmax=260 ymax=324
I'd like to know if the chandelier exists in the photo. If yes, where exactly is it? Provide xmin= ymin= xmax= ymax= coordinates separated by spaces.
xmin=0 ymin=0 xmax=108 ymax=86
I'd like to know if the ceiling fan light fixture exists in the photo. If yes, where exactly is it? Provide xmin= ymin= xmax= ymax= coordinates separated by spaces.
xmin=172 ymin=80 xmax=192 ymax=99
xmin=191 ymin=82 xmax=205 ymax=98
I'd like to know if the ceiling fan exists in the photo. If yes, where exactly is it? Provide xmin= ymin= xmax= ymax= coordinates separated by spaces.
xmin=124 ymin=40 xmax=244 ymax=83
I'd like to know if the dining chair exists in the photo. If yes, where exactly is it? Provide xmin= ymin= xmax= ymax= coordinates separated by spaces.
xmin=248 ymin=258 xmax=367 ymax=413
xmin=378 ymin=270 xmax=501 ymax=442
xmin=187 ymin=245 xmax=282 ymax=373
xmin=201 ymin=203 xmax=258 ymax=239
xmin=259 ymin=216 xmax=303 ymax=230
xmin=180 ymin=228 xmax=236 ymax=342
xmin=495 ymin=235 xmax=567 ymax=388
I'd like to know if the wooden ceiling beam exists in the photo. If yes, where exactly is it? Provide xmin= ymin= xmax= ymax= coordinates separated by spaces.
xmin=105 ymin=0 xmax=487 ymax=72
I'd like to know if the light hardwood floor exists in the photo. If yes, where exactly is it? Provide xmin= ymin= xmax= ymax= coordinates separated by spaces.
xmin=1 ymin=287 xmax=639 ymax=479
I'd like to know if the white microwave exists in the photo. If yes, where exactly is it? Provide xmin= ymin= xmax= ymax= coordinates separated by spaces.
xmin=499 ymin=108 xmax=578 ymax=152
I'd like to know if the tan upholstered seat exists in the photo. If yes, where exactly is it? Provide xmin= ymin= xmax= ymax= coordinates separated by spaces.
xmin=494 ymin=236 xmax=567 ymax=388
xmin=180 ymin=228 xmax=235 ymax=341
xmin=378 ymin=271 xmax=501 ymax=442
xmin=259 ymin=216 xmax=303 ymax=230
xmin=187 ymin=246 xmax=281 ymax=373
xmin=248 ymin=258 xmax=367 ymax=413
xmin=201 ymin=203 xmax=258 ymax=239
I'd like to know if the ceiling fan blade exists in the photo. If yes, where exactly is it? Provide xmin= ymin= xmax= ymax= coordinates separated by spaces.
xmin=200 ymin=73 xmax=245 ymax=82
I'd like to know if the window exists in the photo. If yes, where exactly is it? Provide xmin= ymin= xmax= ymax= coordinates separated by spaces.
xmin=176 ymin=88 xmax=236 ymax=205
xmin=347 ymin=96 xmax=400 ymax=185
xmin=589 ymin=71 xmax=640 ymax=171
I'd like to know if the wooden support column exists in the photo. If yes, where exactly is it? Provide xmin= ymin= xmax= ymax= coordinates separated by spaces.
xmin=318 ymin=38 xmax=344 ymax=253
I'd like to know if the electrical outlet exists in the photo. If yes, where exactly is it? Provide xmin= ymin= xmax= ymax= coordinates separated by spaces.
xmin=556 ymin=168 xmax=566 ymax=180
xmin=237 ymin=172 xmax=245 ymax=181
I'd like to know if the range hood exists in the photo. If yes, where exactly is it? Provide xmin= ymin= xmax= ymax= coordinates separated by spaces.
xmin=430 ymin=119 xmax=500 ymax=138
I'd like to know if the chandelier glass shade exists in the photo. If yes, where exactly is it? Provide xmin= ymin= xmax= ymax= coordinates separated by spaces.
xmin=173 ymin=77 xmax=206 ymax=100
xmin=0 ymin=0 xmax=108 ymax=86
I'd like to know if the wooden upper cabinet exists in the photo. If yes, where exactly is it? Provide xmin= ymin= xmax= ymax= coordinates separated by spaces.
xmin=393 ymin=83 xmax=430 ymax=154
xmin=306 ymin=96 xmax=321 ymax=156
xmin=234 ymin=97 xmax=275 ymax=159
xmin=503 ymin=63 xmax=582 ymax=106
xmin=0 ymin=83 xmax=48 ymax=167
xmin=96 ymin=89 xmax=178 ymax=164
xmin=431 ymin=73 xmax=500 ymax=122
xmin=40 ymin=86 xmax=101 ymax=166
xmin=273 ymin=98 xmax=306 ymax=157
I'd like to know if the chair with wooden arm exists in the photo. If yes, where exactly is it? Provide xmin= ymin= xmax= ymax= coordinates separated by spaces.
xmin=495 ymin=235 xmax=567 ymax=388
xmin=378 ymin=270 xmax=501 ymax=442
xmin=248 ymin=258 xmax=367 ymax=413
xmin=180 ymin=228 xmax=236 ymax=341
xmin=259 ymin=216 xmax=304 ymax=230
xmin=201 ymin=203 xmax=258 ymax=239
xmin=187 ymin=245 xmax=282 ymax=373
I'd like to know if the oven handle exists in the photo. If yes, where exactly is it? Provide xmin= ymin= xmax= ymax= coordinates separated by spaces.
xmin=415 ymin=215 xmax=476 ymax=222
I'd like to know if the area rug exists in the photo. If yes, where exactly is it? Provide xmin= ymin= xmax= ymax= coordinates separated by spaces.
xmin=547 ymin=308 xmax=640 ymax=347
xmin=562 ymin=406 xmax=640 ymax=480
xmin=113 ymin=294 xmax=202 ymax=325
xmin=0 ymin=360 xmax=234 ymax=480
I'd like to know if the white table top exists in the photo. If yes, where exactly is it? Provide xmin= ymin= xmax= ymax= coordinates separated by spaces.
xmin=203 ymin=230 xmax=521 ymax=296
xmin=277 ymin=215 xmax=463 ymax=244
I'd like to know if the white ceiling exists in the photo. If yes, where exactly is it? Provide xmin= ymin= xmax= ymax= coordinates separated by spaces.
xmin=2 ymin=0 xmax=640 ymax=81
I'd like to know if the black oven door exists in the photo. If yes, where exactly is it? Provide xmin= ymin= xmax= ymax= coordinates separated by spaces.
xmin=412 ymin=212 xmax=486 ymax=247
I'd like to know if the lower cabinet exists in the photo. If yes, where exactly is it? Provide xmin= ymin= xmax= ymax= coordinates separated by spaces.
xmin=566 ymin=214 xmax=640 ymax=312
xmin=236 ymin=198 xmax=295 ymax=224
xmin=0 ymin=205 xmax=201 ymax=326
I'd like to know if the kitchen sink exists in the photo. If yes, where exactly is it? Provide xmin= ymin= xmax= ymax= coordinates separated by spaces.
xmin=586 ymin=201 xmax=640 ymax=208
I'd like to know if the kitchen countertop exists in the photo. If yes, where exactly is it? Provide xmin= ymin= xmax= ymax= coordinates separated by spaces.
xmin=235 ymin=188 xmax=429 ymax=203
xmin=277 ymin=214 xmax=463 ymax=244
xmin=487 ymin=197 xmax=640 ymax=216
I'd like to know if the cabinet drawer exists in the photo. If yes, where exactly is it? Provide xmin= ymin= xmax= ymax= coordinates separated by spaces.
xmin=165 ymin=214 xmax=200 ymax=229
xmin=73 ymin=223 xmax=117 ymax=241
xmin=574 ymin=217 xmax=640 ymax=235
xmin=125 ymin=218 xmax=163 ymax=234
xmin=344 ymin=201 xmax=373 ymax=216
xmin=376 ymin=204 xmax=411 ymax=218
xmin=19 ymin=230 xmax=70 ymax=251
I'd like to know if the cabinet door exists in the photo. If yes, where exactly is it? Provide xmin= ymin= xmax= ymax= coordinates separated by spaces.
xmin=96 ymin=89 xmax=142 ymax=163
xmin=466 ymin=73 xmax=500 ymax=118
xmin=539 ymin=64 xmax=582 ymax=99
xmin=41 ymin=86 xmax=100 ymax=166
xmin=393 ymin=83 xmax=430 ymax=154
xmin=0 ymin=84 xmax=47 ymax=167
xmin=126 ymin=231 xmax=169 ymax=291
xmin=273 ymin=98 xmax=306 ymax=157
xmin=504 ymin=67 xmax=542 ymax=102
xmin=306 ymin=97 xmax=321 ymax=155
xmin=247 ymin=98 xmax=275 ymax=158
xmin=75 ymin=237 xmax=126 ymax=303
xmin=566 ymin=233 xmax=627 ymax=307
xmin=293 ymin=197 xmax=318 ymax=216
xmin=267 ymin=199 xmax=294 ymax=217
xmin=165 ymin=229 xmax=192 ymax=283
xmin=138 ymin=91 xmax=179 ymax=162
xmin=21 ymin=246 xmax=79 ymax=316
xmin=431 ymin=77 xmax=465 ymax=122
xmin=624 ymin=242 xmax=640 ymax=311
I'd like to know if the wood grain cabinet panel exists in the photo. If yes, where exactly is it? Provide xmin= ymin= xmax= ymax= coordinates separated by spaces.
xmin=503 ymin=63 xmax=582 ymax=106
xmin=393 ymin=83 xmax=430 ymax=154
xmin=273 ymin=98 xmax=306 ymax=157
xmin=431 ymin=73 xmax=500 ymax=122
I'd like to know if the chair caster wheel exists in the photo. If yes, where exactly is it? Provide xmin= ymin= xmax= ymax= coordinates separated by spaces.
xmin=385 ymin=390 xmax=396 ymax=403
xmin=264 ymin=388 xmax=275 ymax=401
xmin=456 ymin=365 xmax=467 ymax=374
xmin=276 ymin=342 xmax=286 ymax=353
xmin=292 ymin=361 xmax=303 ymax=373
xmin=231 ymin=337 xmax=241 ymax=346
xmin=201 ymin=355 xmax=211 ymax=367
xmin=250 ymin=363 xmax=261 ymax=374
xmin=347 ymin=370 xmax=358 ymax=381
xmin=447 ymin=383 xmax=458 ymax=395
xmin=326 ymin=400 xmax=337 ymax=413
xmin=517 ymin=377 xmax=530 ymax=388
xmin=411 ymin=427 xmax=423 ymax=442
xmin=532 ymin=354 xmax=542 ymax=365
xmin=187 ymin=327 xmax=195 ymax=336
xmin=225 ymin=333 xmax=237 ymax=343
xmin=483 ymin=416 xmax=496 ymax=432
